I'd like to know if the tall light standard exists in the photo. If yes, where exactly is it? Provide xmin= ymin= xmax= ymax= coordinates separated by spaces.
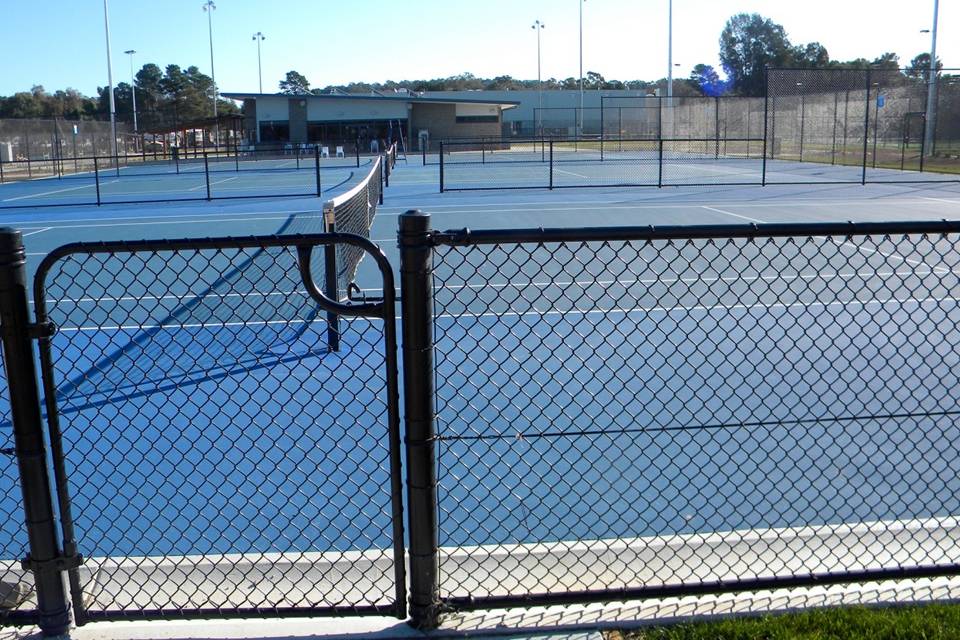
xmin=923 ymin=0 xmax=940 ymax=157
xmin=124 ymin=49 xmax=138 ymax=135
xmin=203 ymin=0 xmax=218 ymax=144
xmin=579 ymin=0 xmax=585 ymax=136
xmin=252 ymin=32 xmax=266 ymax=94
xmin=102 ymin=0 xmax=118 ymax=162
xmin=667 ymin=0 xmax=673 ymax=104
xmin=532 ymin=20 xmax=545 ymax=137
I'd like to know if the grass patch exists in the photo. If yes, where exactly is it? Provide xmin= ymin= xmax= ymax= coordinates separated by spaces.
xmin=612 ymin=603 xmax=960 ymax=639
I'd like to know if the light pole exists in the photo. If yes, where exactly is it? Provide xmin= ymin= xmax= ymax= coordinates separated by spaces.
xmin=124 ymin=49 xmax=137 ymax=135
xmin=252 ymin=32 xmax=266 ymax=94
xmin=203 ymin=0 xmax=218 ymax=144
xmin=923 ymin=0 xmax=939 ymax=157
xmin=667 ymin=0 xmax=673 ymax=104
xmin=579 ymin=0 xmax=585 ymax=137
xmin=103 ymin=0 xmax=118 ymax=162
xmin=532 ymin=20 xmax=545 ymax=137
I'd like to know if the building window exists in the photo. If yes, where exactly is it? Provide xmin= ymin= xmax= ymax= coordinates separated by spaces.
xmin=259 ymin=120 xmax=290 ymax=142
xmin=455 ymin=115 xmax=498 ymax=123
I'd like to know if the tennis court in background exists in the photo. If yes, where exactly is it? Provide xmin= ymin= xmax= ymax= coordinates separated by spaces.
xmin=3 ymin=155 xmax=960 ymax=619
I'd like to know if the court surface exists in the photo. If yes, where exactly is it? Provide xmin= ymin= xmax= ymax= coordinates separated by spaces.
xmin=3 ymin=157 xmax=960 ymax=561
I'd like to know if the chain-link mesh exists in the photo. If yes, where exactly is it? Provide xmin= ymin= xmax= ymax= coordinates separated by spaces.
xmin=766 ymin=68 xmax=960 ymax=183
xmin=33 ymin=236 xmax=402 ymax=619
xmin=430 ymin=228 xmax=960 ymax=605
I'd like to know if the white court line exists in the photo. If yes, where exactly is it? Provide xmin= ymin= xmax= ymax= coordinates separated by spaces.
xmin=833 ymin=238 xmax=950 ymax=275
xmin=188 ymin=176 xmax=238 ymax=191
xmin=1 ymin=180 xmax=119 ymax=202
xmin=57 ymin=293 xmax=959 ymax=333
xmin=21 ymin=227 xmax=52 ymax=237
xmin=700 ymin=205 xmax=764 ymax=223
xmin=922 ymin=197 xmax=960 ymax=205
xmin=554 ymin=168 xmax=591 ymax=179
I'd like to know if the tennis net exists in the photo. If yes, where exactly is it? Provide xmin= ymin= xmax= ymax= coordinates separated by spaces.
xmin=323 ymin=155 xmax=383 ymax=296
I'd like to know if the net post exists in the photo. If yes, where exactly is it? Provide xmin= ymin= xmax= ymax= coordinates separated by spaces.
xmin=398 ymin=209 xmax=440 ymax=630
xmin=549 ymin=140 xmax=554 ymax=190
xmin=0 ymin=157 xmax=5 ymax=184
xmin=0 ymin=228 xmax=73 ymax=637
xmin=658 ymin=138 xmax=664 ymax=187
xmin=422 ymin=141 xmax=427 ymax=167
xmin=315 ymin=146 xmax=322 ymax=197
xmin=862 ymin=68 xmax=871 ymax=185
xmin=174 ymin=146 xmax=180 ymax=174
xmin=762 ymin=68 xmax=769 ymax=186
xmin=322 ymin=206 xmax=341 ymax=352
xmin=356 ymin=138 xmax=361 ymax=168
xmin=482 ymin=138 xmax=485 ymax=165
xmin=204 ymin=152 xmax=211 ymax=201
xmin=235 ymin=141 xmax=240 ymax=172
xmin=439 ymin=142 xmax=444 ymax=193
xmin=379 ymin=159 xmax=384 ymax=205
xmin=93 ymin=155 xmax=102 ymax=206
xmin=384 ymin=153 xmax=390 ymax=188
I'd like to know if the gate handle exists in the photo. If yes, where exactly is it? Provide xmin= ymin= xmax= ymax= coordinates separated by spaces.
xmin=296 ymin=246 xmax=383 ymax=318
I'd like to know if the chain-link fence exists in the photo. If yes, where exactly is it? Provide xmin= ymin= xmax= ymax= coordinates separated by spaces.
xmin=0 ymin=118 xmax=134 ymax=165
xmin=766 ymin=68 xmax=960 ymax=182
xmin=7 ymin=217 xmax=960 ymax=633
xmin=439 ymin=138 xmax=765 ymax=190
xmin=402 ymin=216 xmax=960 ymax=619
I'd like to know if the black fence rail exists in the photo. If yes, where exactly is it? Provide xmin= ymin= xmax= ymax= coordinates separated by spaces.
xmin=6 ymin=216 xmax=960 ymax=634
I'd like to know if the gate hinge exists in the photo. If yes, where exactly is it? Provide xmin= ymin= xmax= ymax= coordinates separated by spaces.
xmin=21 ymin=552 xmax=82 ymax=574
xmin=27 ymin=321 xmax=56 ymax=340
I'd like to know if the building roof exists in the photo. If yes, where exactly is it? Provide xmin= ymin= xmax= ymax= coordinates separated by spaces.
xmin=221 ymin=92 xmax=519 ymax=109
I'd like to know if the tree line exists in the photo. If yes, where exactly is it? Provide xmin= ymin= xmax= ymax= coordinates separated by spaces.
xmin=0 ymin=63 xmax=237 ymax=129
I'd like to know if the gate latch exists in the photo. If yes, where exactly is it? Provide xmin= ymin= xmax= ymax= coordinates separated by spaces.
xmin=27 ymin=321 xmax=56 ymax=340
xmin=21 ymin=552 xmax=83 ymax=574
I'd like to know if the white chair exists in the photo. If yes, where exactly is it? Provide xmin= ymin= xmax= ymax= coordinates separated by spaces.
xmin=335 ymin=146 xmax=345 ymax=158
xmin=321 ymin=146 xmax=330 ymax=158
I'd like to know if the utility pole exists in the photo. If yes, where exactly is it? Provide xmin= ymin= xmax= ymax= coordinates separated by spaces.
xmin=124 ymin=49 xmax=137 ymax=134
xmin=579 ymin=0 xmax=585 ymax=136
xmin=923 ymin=0 xmax=939 ymax=156
xmin=203 ymin=0 xmax=218 ymax=144
xmin=532 ymin=20 xmax=545 ymax=137
xmin=252 ymin=32 xmax=266 ymax=94
xmin=103 ymin=0 xmax=118 ymax=163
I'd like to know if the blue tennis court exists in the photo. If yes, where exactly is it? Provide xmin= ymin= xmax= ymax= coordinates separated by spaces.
xmin=3 ymin=157 xmax=960 ymax=613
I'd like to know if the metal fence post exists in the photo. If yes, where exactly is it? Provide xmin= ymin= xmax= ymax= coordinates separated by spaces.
xmin=549 ymin=140 xmax=554 ymax=190
xmin=0 ymin=158 xmax=5 ymax=184
xmin=862 ymin=68 xmax=871 ymax=185
xmin=399 ymin=210 xmax=440 ymax=630
xmin=600 ymin=104 xmax=605 ymax=161
xmin=93 ymin=156 xmax=102 ymax=206
xmin=356 ymin=138 xmax=361 ymax=168
xmin=322 ymin=207 xmax=340 ymax=352
xmin=422 ymin=142 xmax=427 ymax=167
xmin=439 ymin=142 xmax=445 ymax=193
xmin=235 ymin=142 xmax=240 ymax=173
xmin=762 ymin=68 xmax=769 ymax=186
xmin=715 ymin=97 xmax=721 ymax=159
xmin=0 ymin=229 xmax=72 ymax=637
xmin=203 ymin=152 xmax=211 ymax=201
xmin=315 ymin=146 xmax=322 ymax=197
xmin=658 ymin=138 xmax=664 ymax=188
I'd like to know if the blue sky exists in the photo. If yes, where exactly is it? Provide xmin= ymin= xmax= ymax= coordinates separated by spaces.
xmin=1 ymin=0 xmax=956 ymax=96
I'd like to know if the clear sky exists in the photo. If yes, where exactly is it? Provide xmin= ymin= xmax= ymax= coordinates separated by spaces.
xmin=0 ymin=0 xmax=956 ymax=96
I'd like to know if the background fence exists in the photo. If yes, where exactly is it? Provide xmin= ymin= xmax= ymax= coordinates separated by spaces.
xmin=430 ymin=68 xmax=960 ymax=189
xmin=7 ymin=214 xmax=960 ymax=633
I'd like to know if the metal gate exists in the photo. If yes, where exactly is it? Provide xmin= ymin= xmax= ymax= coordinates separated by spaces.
xmin=31 ymin=233 xmax=405 ymax=623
